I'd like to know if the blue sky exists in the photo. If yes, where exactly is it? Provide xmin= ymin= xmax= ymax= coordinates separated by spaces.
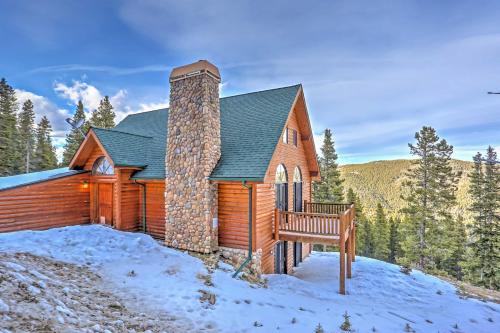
xmin=1 ymin=0 xmax=499 ymax=164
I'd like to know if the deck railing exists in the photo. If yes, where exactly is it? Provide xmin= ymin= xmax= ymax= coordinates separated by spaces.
xmin=274 ymin=202 xmax=355 ymax=240
xmin=277 ymin=211 xmax=340 ymax=235
xmin=303 ymin=201 xmax=352 ymax=215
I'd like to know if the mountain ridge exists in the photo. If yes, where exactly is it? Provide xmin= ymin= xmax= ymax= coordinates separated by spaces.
xmin=339 ymin=158 xmax=474 ymax=223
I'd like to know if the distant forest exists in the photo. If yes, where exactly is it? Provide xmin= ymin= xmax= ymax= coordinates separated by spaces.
xmin=313 ymin=128 xmax=499 ymax=291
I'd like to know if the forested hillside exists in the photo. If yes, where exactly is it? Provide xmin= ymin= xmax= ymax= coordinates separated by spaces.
xmin=340 ymin=159 xmax=474 ymax=223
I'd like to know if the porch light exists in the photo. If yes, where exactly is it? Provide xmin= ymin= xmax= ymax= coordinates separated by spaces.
xmin=82 ymin=180 xmax=89 ymax=189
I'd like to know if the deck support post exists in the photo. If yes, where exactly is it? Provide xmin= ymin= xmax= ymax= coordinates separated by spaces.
xmin=352 ymin=221 xmax=356 ymax=262
xmin=346 ymin=227 xmax=352 ymax=279
xmin=339 ymin=214 xmax=346 ymax=295
xmin=352 ymin=204 xmax=356 ymax=262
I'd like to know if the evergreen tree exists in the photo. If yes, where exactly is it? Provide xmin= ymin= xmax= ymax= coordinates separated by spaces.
xmin=441 ymin=216 xmax=467 ymax=280
xmin=18 ymin=99 xmax=36 ymax=173
xmin=347 ymin=188 xmax=374 ymax=257
xmin=313 ymin=129 xmax=343 ymax=202
xmin=89 ymin=96 xmax=115 ymax=128
xmin=467 ymin=147 xmax=499 ymax=289
xmin=373 ymin=203 xmax=390 ymax=260
xmin=62 ymin=100 xmax=87 ymax=166
xmin=400 ymin=126 xmax=458 ymax=271
xmin=0 ymin=78 xmax=20 ymax=175
xmin=33 ymin=116 xmax=57 ymax=171
xmin=388 ymin=217 xmax=402 ymax=264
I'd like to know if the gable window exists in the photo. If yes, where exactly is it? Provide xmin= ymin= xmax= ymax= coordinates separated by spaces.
xmin=292 ymin=129 xmax=298 ymax=147
xmin=92 ymin=156 xmax=114 ymax=175
xmin=283 ymin=127 xmax=289 ymax=144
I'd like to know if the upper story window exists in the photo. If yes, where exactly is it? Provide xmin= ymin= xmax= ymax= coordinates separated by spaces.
xmin=275 ymin=164 xmax=288 ymax=184
xmin=292 ymin=129 xmax=298 ymax=147
xmin=293 ymin=166 xmax=302 ymax=183
xmin=92 ymin=156 xmax=114 ymax=175
xmin=283 ymin=127 xmax=289 ymax=144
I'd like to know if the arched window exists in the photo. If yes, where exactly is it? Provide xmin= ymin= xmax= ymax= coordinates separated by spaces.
xmin=92 ymin=156 xmax=114 ymax=175
xmin=275 ymin=164 xmax=288 ymax=184
xmin=293 ymin=166 xmax=302 ymax=183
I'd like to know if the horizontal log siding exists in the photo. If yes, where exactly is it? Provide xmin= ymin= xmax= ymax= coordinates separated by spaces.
xmin=119 ymin=170 xmax=140 ymax=232
xmin=0 ymin=173 xmax=90 ymax=233
xmin=255 ymin=183 xmax=277 ymax=274
xmin=218 ymin=183 xmax=250 ymax=250
xmin=139 ymin=182 xmax=165 ymax=239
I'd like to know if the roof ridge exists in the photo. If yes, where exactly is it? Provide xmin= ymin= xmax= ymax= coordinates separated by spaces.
xmin=117 ymin=84 xmax=302 ymax=120
xmin=92 ymin=127 xmax=154 ymax=139
xmin=221 ymin=83 xmax=301 ymax=100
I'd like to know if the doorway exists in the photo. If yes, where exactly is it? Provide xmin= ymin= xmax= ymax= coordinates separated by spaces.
xmin=97 ymin=183 xmax=113 ymax=225
xmin=275 ymin=241 xmax=288 ymax=274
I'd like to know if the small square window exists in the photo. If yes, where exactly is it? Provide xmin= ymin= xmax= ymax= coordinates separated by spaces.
xmin=283 ymin=127 xmax=289 ymax=144
xmin=293 ymin=130 xmax=298 ymax=147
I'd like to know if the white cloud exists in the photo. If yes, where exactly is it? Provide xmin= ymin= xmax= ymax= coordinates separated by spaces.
xmin=138 ymin=99 xmax=169 ymax=112
xmin=29 ymin=64 xmax=170 ymax=75
xmin=53 ymin=80 xmax=133 ymax=123
xmin=15 ymin=89 xmax=70 ymax=138
xmin=54 ymin=80 xmax=103 ymax=112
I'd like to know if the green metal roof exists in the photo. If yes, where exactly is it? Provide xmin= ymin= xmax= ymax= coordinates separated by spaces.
xmin=92 ymin=84 xmax=301 ymax=180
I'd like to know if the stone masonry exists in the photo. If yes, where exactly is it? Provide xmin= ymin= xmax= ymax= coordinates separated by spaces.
xmin=165 ymin=60 xmax=221 ymax=253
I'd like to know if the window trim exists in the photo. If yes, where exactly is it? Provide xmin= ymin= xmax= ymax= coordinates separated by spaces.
xmin=292 ymin=129 xmax=298 ymax=147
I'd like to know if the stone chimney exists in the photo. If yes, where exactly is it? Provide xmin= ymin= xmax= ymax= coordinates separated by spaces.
xmin=165 ymin=60 xmax=221 ymax=253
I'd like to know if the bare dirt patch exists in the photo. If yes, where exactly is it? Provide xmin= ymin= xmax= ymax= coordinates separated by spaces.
xmin=0 ymin=252 xmax=188 ymax=333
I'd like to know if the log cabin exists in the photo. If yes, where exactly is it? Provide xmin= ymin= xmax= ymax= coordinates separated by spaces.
xmin=0 ymin=60 xmax=355 ymax=293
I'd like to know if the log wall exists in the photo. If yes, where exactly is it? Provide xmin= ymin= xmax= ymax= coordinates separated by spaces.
xmin=0 ymin=173 xmax=91 ymax=233
xmin=217 ymin=183 xmax=251 ymax=250
xmin=139 ymin=181 xmax=166 ymax=239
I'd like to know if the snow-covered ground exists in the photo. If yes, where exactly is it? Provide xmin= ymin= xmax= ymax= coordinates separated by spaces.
xmin=0 ymin=225 xmax=498 ymax=333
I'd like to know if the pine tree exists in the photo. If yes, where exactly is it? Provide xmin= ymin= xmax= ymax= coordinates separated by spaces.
xmin=18 ymin=99 xmax=36 ymax=173
xmin=0 ymin=78 xmax=20 ymax=175
xmin=481 ymin=146 xmax=499 ymax=289
xmin=441 ymin=216 xmax=467 ymax=280
xmin=33 ymin=116 xmax=58 ymax=171
xmin=373 ymin=203 xmax=390 ymax=260
xmin=468 ymin=147 xmax=499 ymax=289
xmin=62 ymin=100 xmax=87 ymax=166
xmin=400 ymin=126 xmax=458 ymax=271
xmin=388 ymin=217 xmax=401 ymax=264
xmin=347 ymin=188 xmax=374 ymax=257
xmin=89 ymin=96 xmax=115 ymax=128
xmin=313 ymin=129 xmax=343 ymax=202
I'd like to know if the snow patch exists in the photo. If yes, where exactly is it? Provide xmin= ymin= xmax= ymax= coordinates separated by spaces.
xmin=0 ymin=225 xmax=498 ymax=333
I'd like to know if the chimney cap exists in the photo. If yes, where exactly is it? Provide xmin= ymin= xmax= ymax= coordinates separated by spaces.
xmin=170 ymin=60 xmax=220 ymax=81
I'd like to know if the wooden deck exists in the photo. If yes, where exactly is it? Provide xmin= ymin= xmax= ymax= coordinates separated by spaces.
xmin=274 ymin=202 xmax=356 ymax=295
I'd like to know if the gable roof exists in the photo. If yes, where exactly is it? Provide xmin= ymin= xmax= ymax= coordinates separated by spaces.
xmin=72 ymin=84 xmax=311 ymax=181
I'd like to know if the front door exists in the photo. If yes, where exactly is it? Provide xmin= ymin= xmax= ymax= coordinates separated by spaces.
xmin=97 ymin=183 xmax=113 ymax=225
xmin=275 ymin=241 xmax=288 ymax=274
